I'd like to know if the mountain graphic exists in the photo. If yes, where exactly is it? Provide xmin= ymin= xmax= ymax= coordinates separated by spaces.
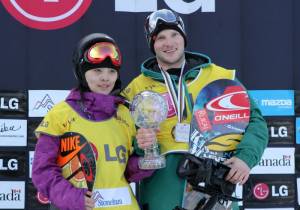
xmin=33 ymin=94 xmax=55 ymax=111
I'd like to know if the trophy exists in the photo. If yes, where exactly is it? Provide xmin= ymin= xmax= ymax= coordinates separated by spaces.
xmin=130 ymin=90 xmax=168 ymax=169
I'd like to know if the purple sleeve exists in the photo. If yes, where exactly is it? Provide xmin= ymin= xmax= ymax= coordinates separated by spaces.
xmin=32 ymin=134 xmax=88 ymax=210
xmin=125 ymin=155 xmax=155 ymax=182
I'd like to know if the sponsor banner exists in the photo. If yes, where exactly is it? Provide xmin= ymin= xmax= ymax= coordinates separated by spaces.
xmin=244 ymin=175 xmax=295 ymax=208
xmin=0 ymin=91 xmax=27 ymax=117
xmin=27 ymin=182 xmax=49 ymax=210
xmin=298 ymin=178 xmax=300 ymax=206
xmin=29 ymin=151 xmax=34 ymax=179
xmin=0 ymin=181 xmax=25 ymax=209
xmin=115 ymin=0 xmax=215 ymax=13
xmin=1 ymin=1 xmax=92 ymax=30
xmin=251 ymin=148 xmax=295 ymax=174
xmin=296 ymin=117 xmax=300 ymax=144
xmin=28 ymin=90 xmax=69 ymax=117
xmin=248 ymin=90 xmax=294 ymax=116
xmin=265 ymin=117 xmax=294 ymax=145
xmin=0 ymin=119 xmax=27 ymax=146
xmin=27 ymin=119 xmax=42 ymax=148
xmin=0 ymin=151 xmax=25 ymax=178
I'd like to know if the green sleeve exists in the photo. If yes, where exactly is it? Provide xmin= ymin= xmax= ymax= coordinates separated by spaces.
xmin=234 ymin=96 xmax=269 ymax=168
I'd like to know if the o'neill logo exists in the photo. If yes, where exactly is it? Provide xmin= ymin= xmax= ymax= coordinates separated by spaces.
xmin=206 ymin=88 xmax=250 ymax=124
xmin=253 ymin=183 xmax=269 ymax=200
xmin=33 ymin=94 xmax=54 ymax=111
xmin=1 ymin=0 xmax=92 ymax=30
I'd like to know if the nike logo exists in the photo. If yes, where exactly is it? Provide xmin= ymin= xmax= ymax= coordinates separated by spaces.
xmin=57 ymin=142 xmax=87 ymax=167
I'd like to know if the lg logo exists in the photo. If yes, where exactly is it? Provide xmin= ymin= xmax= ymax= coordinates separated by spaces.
xmin=115 ymin=0 xmax=215 ymax=14
xmin=270 ymin=126 xmax=288 ymax=138
xmin=0 ymin=97 xmax=19 ymax=110
xmin=253 ymin=183 xmax=289 ymax=200
xmin=0 ymin=158 xmax=18 ymax=171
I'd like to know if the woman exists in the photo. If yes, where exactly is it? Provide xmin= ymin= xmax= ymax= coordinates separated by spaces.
xmin=32 ymin=33 xmax=145 ymax=210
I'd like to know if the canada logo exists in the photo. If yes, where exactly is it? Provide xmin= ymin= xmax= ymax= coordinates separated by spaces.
xmin=1 ymin=0 xmax=92 ymax=30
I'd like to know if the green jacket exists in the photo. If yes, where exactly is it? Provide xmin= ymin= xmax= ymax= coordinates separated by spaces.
xmin=124 ymin=52 xmax=269 ymax=210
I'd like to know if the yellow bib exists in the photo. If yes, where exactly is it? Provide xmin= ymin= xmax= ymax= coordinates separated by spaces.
xmin=36 ymin=102 xmax=140 ymax=210
xmin=122 ymin=64 xmax=235 ymax=155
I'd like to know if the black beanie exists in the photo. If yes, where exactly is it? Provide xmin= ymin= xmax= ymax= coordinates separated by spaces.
xmin=150 ymin=24 xmax=187 ymax=54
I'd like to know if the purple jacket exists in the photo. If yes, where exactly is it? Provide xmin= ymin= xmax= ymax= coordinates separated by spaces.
xmin=32 ymin=89 xmax=154 ymax=210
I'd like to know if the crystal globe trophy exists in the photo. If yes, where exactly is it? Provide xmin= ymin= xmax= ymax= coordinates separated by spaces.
xmin=130 ymin=90 xmax=168 ymax=169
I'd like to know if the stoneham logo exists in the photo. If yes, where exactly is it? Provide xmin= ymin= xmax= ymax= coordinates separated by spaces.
xmin=1 ymin=0 xmax=92 ymax=30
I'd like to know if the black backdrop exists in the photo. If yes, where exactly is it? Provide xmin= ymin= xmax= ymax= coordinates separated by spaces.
xmin=0 ymin=0 xmax=299 ymax=91
xmin=0 ymin=1 xmax=300 ymax=210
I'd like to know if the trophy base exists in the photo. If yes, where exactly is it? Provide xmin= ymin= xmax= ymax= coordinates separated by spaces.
xmin=138 ymin=156 xmax=166 ymax=170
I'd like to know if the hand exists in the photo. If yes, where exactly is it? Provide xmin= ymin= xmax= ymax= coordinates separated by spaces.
xmin=136 ymin=128 xmax=158 ymax=150
xmin=85 ymin=191 xmax=95 ymax=210
xmin=223 ymin=157 xmax=250 ymax=185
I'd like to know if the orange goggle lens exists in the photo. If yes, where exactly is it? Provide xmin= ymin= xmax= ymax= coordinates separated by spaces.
xmin=86 ymin=42 xmax=121 ymax=67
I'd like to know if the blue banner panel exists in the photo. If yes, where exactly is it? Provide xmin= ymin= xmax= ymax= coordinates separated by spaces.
xmin=249 ymin=90 xmax=294 ymax=116
xmin=244 ymin=175 xmax=295 ymax=208
xmin=265 ymin=117 xmax=294 ymax=146
xmin=297 ymin=118 xmax=300 ymax=145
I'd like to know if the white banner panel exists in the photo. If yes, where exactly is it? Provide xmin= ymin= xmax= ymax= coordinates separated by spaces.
xmin=29 ymin=151 xmax=34 ymax=179
xmin=28 ymin=90 xmax=69 ymax=117
xmin=0 ymin=119 xmax=27 ymax=146
xmin=251 ymin=148 xmax=295 ymax=174
xmin=0 ymin=181 xmax=25 ymax=209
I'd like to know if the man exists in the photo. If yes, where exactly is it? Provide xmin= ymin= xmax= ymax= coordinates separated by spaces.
xmin=122 ymin=9 xmax=268 ymax=210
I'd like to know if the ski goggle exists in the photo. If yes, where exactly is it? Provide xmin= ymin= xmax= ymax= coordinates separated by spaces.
xmin=146 ymin=9 xmax=185 ymax=36
xmin=84 ymin=42 xmax=121 ymax=67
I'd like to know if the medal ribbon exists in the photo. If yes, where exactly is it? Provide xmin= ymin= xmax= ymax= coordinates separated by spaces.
xmin=160 ymin=60 xmax=186 ymax=123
